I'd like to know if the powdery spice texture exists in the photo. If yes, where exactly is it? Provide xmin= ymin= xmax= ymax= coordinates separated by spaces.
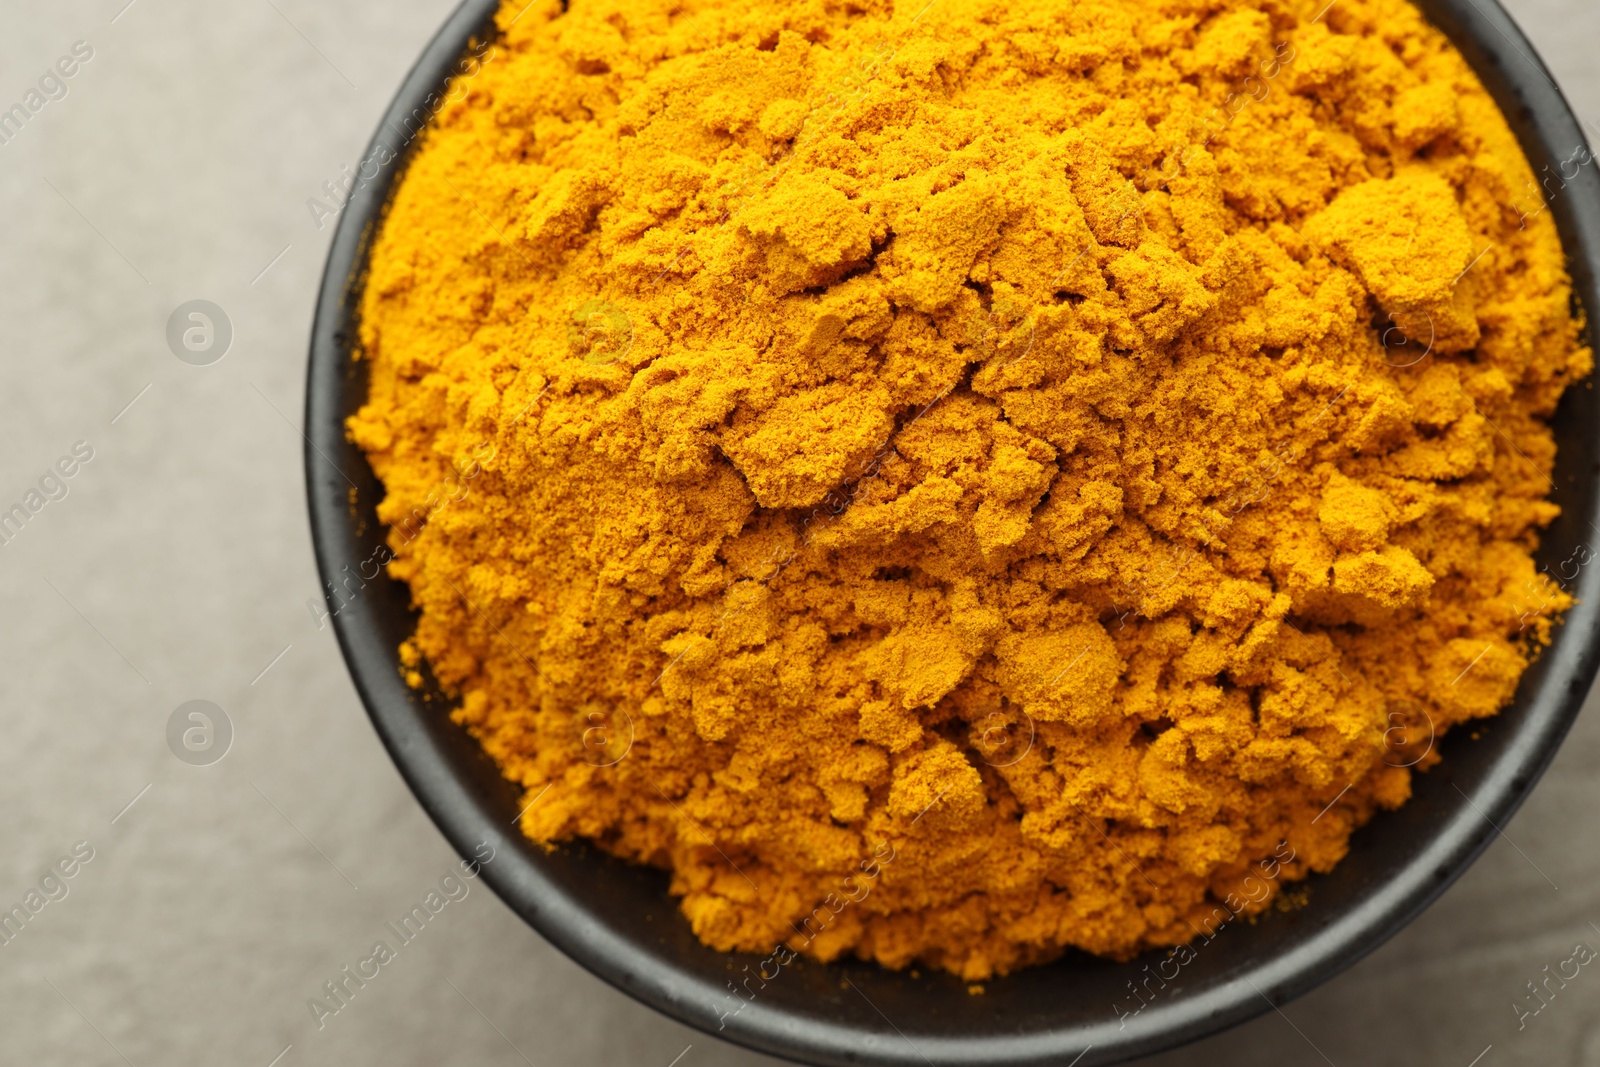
xmin=350 ymin=0 xmax=1590 ymax=978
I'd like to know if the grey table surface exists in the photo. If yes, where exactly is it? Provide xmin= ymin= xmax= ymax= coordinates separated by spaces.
xmin=1 ymin=0 xmax=1597 ymax=1064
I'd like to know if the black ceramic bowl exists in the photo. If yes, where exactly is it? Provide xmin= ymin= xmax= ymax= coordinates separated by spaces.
xmin=306 ymin=2 xmax=1600 ymax=1063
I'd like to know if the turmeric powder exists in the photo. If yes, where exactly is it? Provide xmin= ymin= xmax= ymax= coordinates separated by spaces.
xmin=350 ymin=0 xmax=1589 ymax=979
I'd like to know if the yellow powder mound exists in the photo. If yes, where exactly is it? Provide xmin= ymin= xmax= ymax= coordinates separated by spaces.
xmin=350 ymin=0 xmax=1589 ymax=979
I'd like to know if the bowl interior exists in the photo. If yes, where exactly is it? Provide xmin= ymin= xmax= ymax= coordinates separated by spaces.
xmin=305 ymin=1 xmax=1600 ymax=1063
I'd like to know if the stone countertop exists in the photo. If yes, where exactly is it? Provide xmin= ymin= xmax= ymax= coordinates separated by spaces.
xmin=0 ymin=1 xmax=1595 ymax=1064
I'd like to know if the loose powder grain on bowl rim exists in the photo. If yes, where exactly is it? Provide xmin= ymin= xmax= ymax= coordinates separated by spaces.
xmin=349 ymin=0 xmax=1591 ymax=979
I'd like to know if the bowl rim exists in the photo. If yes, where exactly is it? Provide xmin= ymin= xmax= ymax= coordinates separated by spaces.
xmin=305 ymin=1 xmax=1600 ymax=1063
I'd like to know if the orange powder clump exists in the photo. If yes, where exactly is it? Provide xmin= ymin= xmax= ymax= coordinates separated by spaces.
xmin=350 ymin=0 xmax=1589 ymax=978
